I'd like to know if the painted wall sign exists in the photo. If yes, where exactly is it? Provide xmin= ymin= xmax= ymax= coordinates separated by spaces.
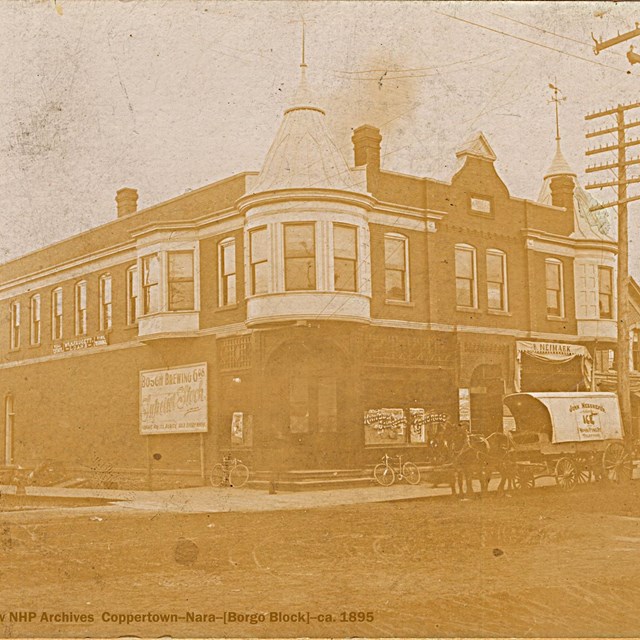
xmin=52 ymin=333 xmax=108 ymax=354
xmin=139 ymin=362 xmax=208 ymax=435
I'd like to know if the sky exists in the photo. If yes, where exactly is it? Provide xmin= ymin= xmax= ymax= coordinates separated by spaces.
xmin=1 ymin=0 xmax=640 ymax=274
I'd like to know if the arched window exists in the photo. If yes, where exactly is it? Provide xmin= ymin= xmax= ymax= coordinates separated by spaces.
xmin=75 ymin=281 xmax=87 ymax=336
xmin=52 ymin=287 xmax=63 ymax=340
xmin=99 ymin=274 xmax=113 ymax=330
xmin=384 ymin=233 xmax=409 ymax=302
xmin=9 ymin=301 xmax=20 ymax=350
xmin=455 ymin=244 xmax=477 ymax=309
xmin=30 ymin=295 xmax=41 ymax=345
xmin=4 ymin=394 xmax=14 ymax=466
xmin=486 ymin=249 xmax=508 ymax=312
xmin=126 ymin=265 xmax=138 ymax=325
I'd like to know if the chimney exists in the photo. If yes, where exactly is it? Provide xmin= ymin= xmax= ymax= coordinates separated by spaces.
xmin=116 ymin=187 xmax=138 ymax=217
xmin=549 ymin=175 xmax=574 ymax=217
xmin=352 ymin=125 xmax=382 ymax=171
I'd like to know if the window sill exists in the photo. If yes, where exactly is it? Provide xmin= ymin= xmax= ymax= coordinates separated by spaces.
xmin=487 ymin=309 xmax=511 ymax=317
xmin=546 ymin=315 xmax=567 ymax=322
xmin=28 ymin=343 xmax=42 ymax=349
xmin=456 ymin=305 xmax=480 ymax=313
xmin=469 ymin=210 xmax=495 ymax=219
xmin=385 ymin=299 xmax=414 ymax=307
xmin=216 ymin=303 xmax=240 ymax=312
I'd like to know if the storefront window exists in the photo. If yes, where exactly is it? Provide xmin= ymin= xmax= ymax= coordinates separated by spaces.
xmin=99 ymin=274 xmax=112 ymax=331
xmin=250 ymin=227 xmax=269 ymax=295
xmin=284 ymin=223 xmax=316 ymax=291
xmin=52 ymin=288 xmax=63 ymax=340
xmin=455 ymin=244 xmax=477 ymax=308
xmin=126 ymin=266 xmax=138 ymax=325
xmin=219 ymin=238 xmax=237 ymax=306
xmin=30 ymin=295 xmax=40 ymax=345
xmin=545 ymin=259 xmax=564 ymax=317
xmin=384 ymin=234 xmax=409 ymax=301
xmin=333 ymin=224 xmax=357 ymax=292
xmin=168 ymin=251 xmax=195 ymax=311
xmin=142 ymin=254 xmax=160 ymax=314
xmin=10 ymin=301 xmax=20 ymax=350
xmin=598 ymin=265 xmax=613 ymax=319
xmin=75 ymin=281 xmax=87 ymax=336
xmin=486 ymin=249 xmax=507 ymax=311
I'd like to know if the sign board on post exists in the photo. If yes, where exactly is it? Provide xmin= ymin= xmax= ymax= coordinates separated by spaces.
xmin=139 ymin=363 xmax=208 ymax=434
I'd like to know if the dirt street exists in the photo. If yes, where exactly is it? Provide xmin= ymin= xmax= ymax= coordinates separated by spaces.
xmin=1 ymin=482 xmax=640 ymax=637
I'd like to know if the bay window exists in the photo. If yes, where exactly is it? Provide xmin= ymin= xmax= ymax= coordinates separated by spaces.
xmin=333 ymin=224 xmax=357 ymax=292
xmin=284 ymin=223 xmax=316 ymax=291
xmin=168 ymin=251 xmax=195 ymax=311
xmin=598 ymin=265 xmax=613 ymax=319
xmin=250 ymin=227 xmax=269 ymax=295
xmin=142 ymin=254 xmax=160 ymax=314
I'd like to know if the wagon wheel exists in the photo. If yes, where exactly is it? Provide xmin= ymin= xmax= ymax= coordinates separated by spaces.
xmin=602 ymin=442 xmax=633 ymax=483
xmin=555 ymin=457 xmax=578 ymax=491
xmin=513 ymin=466 xmax=535 ymax=490
xmin=575 ymin=458 xmax=593 ymax=485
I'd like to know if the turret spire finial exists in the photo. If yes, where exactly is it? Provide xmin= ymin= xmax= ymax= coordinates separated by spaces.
xmin=548 ymin=80 xmax=566 ymax=143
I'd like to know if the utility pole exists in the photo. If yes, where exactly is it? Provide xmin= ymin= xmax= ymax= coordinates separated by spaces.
xmin=585 ymin=102 xmax=640 ymax=442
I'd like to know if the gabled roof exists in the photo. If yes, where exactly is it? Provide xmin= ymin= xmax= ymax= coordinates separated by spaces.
xmin=455 ymin=132 xmax=497 ymax=162
xmin=251 ymin=66 xmax=362 ymax=193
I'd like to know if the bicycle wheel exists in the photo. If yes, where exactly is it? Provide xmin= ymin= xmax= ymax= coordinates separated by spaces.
xmin=402 ymin=462 xmax=420 ymax=485
xmin=373 ymin=463 xmax=395 ymax=486
xmin=229 ymin=464 xmax=249 ymax=488
xmin=210 ymin=463 xmax=226 ymax=487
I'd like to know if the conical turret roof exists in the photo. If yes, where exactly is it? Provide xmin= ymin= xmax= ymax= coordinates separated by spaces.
xmin=544 ymin=140 xmax=576 ymax=178
xmin=252 ymin=65 xmax=360 ymax=193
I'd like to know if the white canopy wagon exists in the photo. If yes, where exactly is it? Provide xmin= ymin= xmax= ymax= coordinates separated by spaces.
xmin=503 ymin=392 xmax=633 ymax=490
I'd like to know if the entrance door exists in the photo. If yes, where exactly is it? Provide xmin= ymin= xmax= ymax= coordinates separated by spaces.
xmin=4 ymin=394 xmax=14 ymax=466
xmin=470 ymin=365 xmax=504 ymax=436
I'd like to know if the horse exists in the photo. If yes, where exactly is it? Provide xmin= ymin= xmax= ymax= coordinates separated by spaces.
xmin=449 ymin=431 xmax=515 ymax=498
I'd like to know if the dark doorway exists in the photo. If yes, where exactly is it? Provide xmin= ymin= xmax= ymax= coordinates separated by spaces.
xmin=470 ymin=364 xmax=504 ymax=436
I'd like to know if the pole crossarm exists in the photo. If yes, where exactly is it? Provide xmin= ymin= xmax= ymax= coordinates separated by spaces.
xmin=586 ymin=120 xmax=640 ymax=138
xmin=586 ymin=176 xmax=640 ymax=189
xmin=591 ymin=23 xmax=640 ymax=55
xmin=586 ymin=157 xmax=640 ymax=172
xmin=586 ymin=138 xmax=640 ymax=155
xmin=589 ymin=194 xmax=640 ymax=211
xmin=585 ymin=102 xmax=640 ymax=120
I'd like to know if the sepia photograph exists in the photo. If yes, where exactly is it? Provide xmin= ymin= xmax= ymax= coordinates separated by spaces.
xmin=2 ymin=0 xmax=640 ymax=637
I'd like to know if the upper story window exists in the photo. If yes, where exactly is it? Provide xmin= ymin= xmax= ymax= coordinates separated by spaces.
xmin=455 ymin=244 xmax=477 ymax=308
xmin=470 ymin=196 xmax=492 ymax=215
xmin=486 ymin=249 xmax=507 ymax=312
xmin=333 ymin=224 xmax=357 ymax=292
xmin=284 ymin=223 xmax=316 ymax=291
xmin=633 ymin=330 xmax=640 ymax=372
xmin=250 ymin=227 xmax=269 ymax=295
xmin=126 ymin=266 xmax=138 ymax=325
xmin=545 ymin=259 xmax=564 ymax=318
xmin=99 ymin=274 xmax=112 ymax=331
xmin=219 ymin=238 xmax=237 ymax=307
xmin=52 ymin=288 xmax=63 ymax=340
xmin=75 ymin=281 xmax=87 ymax=336
xmin=384 ymin=233 xmax=409 ymax=302
xmin=30 ymin=295 xmax=41 ymax=346
xmin=168 ymin=251 xmax=195 ymax=311
xmin=142 ymin=254 xmax=160 ymax=315
xmin=598 ymin=265 xmax=614 ymax=319
xmin=9 ymin=301 xmax=20 ymax=350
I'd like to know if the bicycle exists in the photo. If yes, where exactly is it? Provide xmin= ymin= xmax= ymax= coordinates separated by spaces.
xmin=373 ymin=453 xmax=421 ymax=486
xmin=210 ymin=455 xmax=250 ymax=488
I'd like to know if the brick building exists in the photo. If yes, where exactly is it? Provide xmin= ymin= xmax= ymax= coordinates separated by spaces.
xmin=0 ymin=65 xmax=619 ymax=481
